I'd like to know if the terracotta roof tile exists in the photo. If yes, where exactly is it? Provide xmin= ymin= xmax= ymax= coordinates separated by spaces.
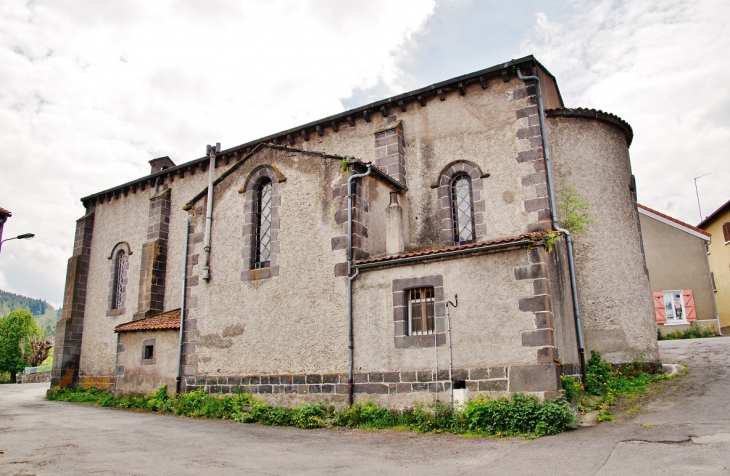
xmin=355 ymin=232 xmax=545 ymax=266
xmin=115 ymin=309 xmax=181 ymax=333
xmin=0 ymin=207 xmax=11 ymax=217
xmin=638 ymin=204 xmax=710 ymax=237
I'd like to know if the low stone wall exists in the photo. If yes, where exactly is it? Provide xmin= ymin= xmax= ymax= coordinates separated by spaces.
xmin=183 ymin=364 xmax=565 ymax=406
xmin=21 ymin=372 xmax=52 ymax=384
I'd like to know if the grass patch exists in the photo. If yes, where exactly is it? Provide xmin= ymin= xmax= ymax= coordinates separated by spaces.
xmin=562 ymin=350 xmax=685 ymax=422
xmin=46 ymin=385 xmax=574 ymax=438
xmin=658 ymin=324 xmax=717 ymax=340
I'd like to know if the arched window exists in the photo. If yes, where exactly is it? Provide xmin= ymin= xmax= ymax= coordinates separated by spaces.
xmin=451 ymin=175 xmax=476 ymax=244
xmin=112 ymin=249 xmax=127 ymax=310
xmin=255 ymin=179 xmax=273 ymax=269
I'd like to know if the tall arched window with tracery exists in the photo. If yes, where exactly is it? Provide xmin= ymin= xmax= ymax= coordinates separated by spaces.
xmin=112 ymin=249 xmax=126 ymax=309
xmin=255 ymin=179 xmax=273 ymax=269
xmin=107 ymin=242 xmax=130 ymax=315
xmin=451 ymin=174 xmax=476 ymax=244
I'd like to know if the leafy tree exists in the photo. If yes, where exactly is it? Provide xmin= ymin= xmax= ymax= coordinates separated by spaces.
xmin=557 ymin=186 xmax=595 ymax=235
xmin=20 ymin=334 xmax=53 ymax=367
xmin=0 ymin=310 xmax=42 ymax=383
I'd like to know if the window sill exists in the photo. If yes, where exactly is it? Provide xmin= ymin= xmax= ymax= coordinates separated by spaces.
xmin=106 ymin=308 xmax=126 ymax=317
xmin=663 ymin=321 xmax=689 ymax=326
xmin=241 ymin=265 xmax=279 ymax=281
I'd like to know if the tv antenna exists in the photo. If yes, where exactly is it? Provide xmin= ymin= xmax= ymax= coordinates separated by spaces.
xmin=694 ymin=173 xmax=711 ymax=222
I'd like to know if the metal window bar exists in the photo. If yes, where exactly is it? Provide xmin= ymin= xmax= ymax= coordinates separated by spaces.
xmin=255 ymin=180 xmax=273 ymax=269
xmin=408 ymin=287 xmax=435 ymax=335
xmin=451 ymin=175 xmax=476 ymax=244
xmin=112 ymin=250 xmax=126 ymax=309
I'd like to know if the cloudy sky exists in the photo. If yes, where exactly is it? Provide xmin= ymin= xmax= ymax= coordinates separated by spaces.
xmin=1 ymin=0 xmax=728 ymax=307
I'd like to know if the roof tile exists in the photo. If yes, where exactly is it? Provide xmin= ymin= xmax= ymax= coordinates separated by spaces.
xmin=115 ymin=309 xmax=181 ymax=333
xmin=355 ymin=232 xmax=544 ymax=265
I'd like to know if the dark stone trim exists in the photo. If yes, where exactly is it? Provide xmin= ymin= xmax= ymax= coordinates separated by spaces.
xmin=135 ymin=189 xmax=171 ymax=320
xmin=52 ymin=209 xmax=95 ymax=389
xmin=374 ymin=121 xmax=406 ymax=185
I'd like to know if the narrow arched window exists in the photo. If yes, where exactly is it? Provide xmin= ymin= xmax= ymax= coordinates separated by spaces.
xmin=255 ymin=179 xmax=273 ymax=269
xmin=112 ymin=250 xmax=126 ymax=309
xmin=451 ymin=175 xmax=476 ymax=244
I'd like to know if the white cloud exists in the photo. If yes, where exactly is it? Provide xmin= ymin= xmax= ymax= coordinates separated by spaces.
xmin=521 ymin=0 xmax=730 ymax=225
xmin=0 ymin=0 xmax=436 ymax=305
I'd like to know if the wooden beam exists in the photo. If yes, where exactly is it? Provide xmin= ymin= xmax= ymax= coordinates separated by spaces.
xmin=458 ymin=82 xmax=465 ymax=96
xmin=316 ymin=125 xmax=324 ymax=136
xmin=398 ymin=100 xmax=406 ymax=112
xmin=167 ymin=172 xmax=174 ymax=183
xmin=331 ymin=120 xmax=339 ymax=132
xmin=380 ymin=105 xmax=388 ymax=117
xmin=188 ymin=165 xmax=195 ymax=176
xmin=437 ymin=88 xmax=445 ymax=101
xmin=417 ymin=94 xmax=426 ymax=107
xmin=347 ymin=115 xmax=355 ymax=127
xmin=301 ymin=129 xmax=309 ymax=141
xmin=363 ymin=110 xmax=371 ymax=122
xmin=177 ymin=168 xmax=185 ymax=179
xmin=287 ymin=134 xmax=295 ymax=145
xmin=199 ymin=161 xmax=207 ymax=172
xmin=502 ymin=69 xmax=509 ymax=82
xmin=479 ymin=76 xmax=488 ymax=89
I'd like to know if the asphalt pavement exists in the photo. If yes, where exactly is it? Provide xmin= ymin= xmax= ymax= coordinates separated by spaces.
xmin=1 ymin=337 xmax=729 ymax=475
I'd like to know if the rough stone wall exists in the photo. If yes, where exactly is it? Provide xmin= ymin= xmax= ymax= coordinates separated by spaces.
xmin=546 ymin=115 xmax=660 ymax=363
xmin=77 ymin=171 xmax=210 ymax=382
xmin=115 ymin=329 xmax=179 ymax=395
xmin=272 ymin=76 xmax=550 ymax=251
xmin=182 ymin=148 xmax=350 ymax=382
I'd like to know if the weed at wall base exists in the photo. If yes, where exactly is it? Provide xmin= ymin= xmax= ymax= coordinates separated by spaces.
xmin=46 ymin=385 xmax=575 ymax=438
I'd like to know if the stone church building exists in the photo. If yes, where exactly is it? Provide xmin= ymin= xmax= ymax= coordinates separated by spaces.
xmin=52 ymin=56 xmax=659 ymax=406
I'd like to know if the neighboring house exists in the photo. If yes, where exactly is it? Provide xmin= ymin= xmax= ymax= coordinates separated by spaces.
xmin=637 ymin=204 xmax=719 ymax=335
xmin=699 ymin=199 xmax=730 ymax=334
xmin=0 ymin=207 xmax=11 ymax=252
xmin=52 ymin=56 xmax=659 ymax=406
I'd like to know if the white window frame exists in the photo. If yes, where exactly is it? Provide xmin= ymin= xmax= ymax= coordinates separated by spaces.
xmin=663 ymin=290 xmax=687 ymax=325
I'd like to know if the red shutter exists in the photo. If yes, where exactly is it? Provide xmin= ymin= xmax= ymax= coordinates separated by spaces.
xmin=683 ymin=290 xmax=697 ymax=322
xmin=653 ymin=292 xmax=667 ymax=324
xmin=724 ymin=222 xmax=730 ymax=242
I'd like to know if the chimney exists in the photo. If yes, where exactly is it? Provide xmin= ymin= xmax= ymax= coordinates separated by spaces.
xmin=148 ymin=156 xmax=176 ymax=175
xmin=385 ymin=192 xmax=405 ymax=255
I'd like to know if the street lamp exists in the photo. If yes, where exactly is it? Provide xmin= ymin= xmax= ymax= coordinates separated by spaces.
xmin=0 ymin=233 xmax=35 ymax=253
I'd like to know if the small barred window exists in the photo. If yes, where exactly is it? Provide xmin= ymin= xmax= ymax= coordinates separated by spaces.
xmin=408 ymin=287 xmax=435 ymax=335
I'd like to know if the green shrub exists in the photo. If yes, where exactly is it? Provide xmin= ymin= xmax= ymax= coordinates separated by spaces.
xmin=658 ymin=324 xmax=716 ymax=341
xmin=47 ymin=386 xmax=575 ymax=438
xmin=463 ymin=393 xmax=574 ymax=437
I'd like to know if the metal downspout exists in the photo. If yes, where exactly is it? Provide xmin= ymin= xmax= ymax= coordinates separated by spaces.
xmin=347 ymin=164 xmax=372 ymax=406
xmin=176 ymin=218 xmax=190 ymax=394
xmin=517 ymin=68 xmax=587 ymax=384
xmin=202 ymin=143 xmax=220 ymax=281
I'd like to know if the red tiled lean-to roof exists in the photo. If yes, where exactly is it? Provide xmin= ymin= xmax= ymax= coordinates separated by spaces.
xmin=115 ymin=309 xmax=181 ymax=333
xmin=637 ymin=204 xmax=710 ymax=237
xmin=355 ymin=232 xmax=547 ymax=266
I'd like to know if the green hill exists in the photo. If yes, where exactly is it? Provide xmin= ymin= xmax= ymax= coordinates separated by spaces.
xmin=0 ymin=289 xmax=60 ymax=336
